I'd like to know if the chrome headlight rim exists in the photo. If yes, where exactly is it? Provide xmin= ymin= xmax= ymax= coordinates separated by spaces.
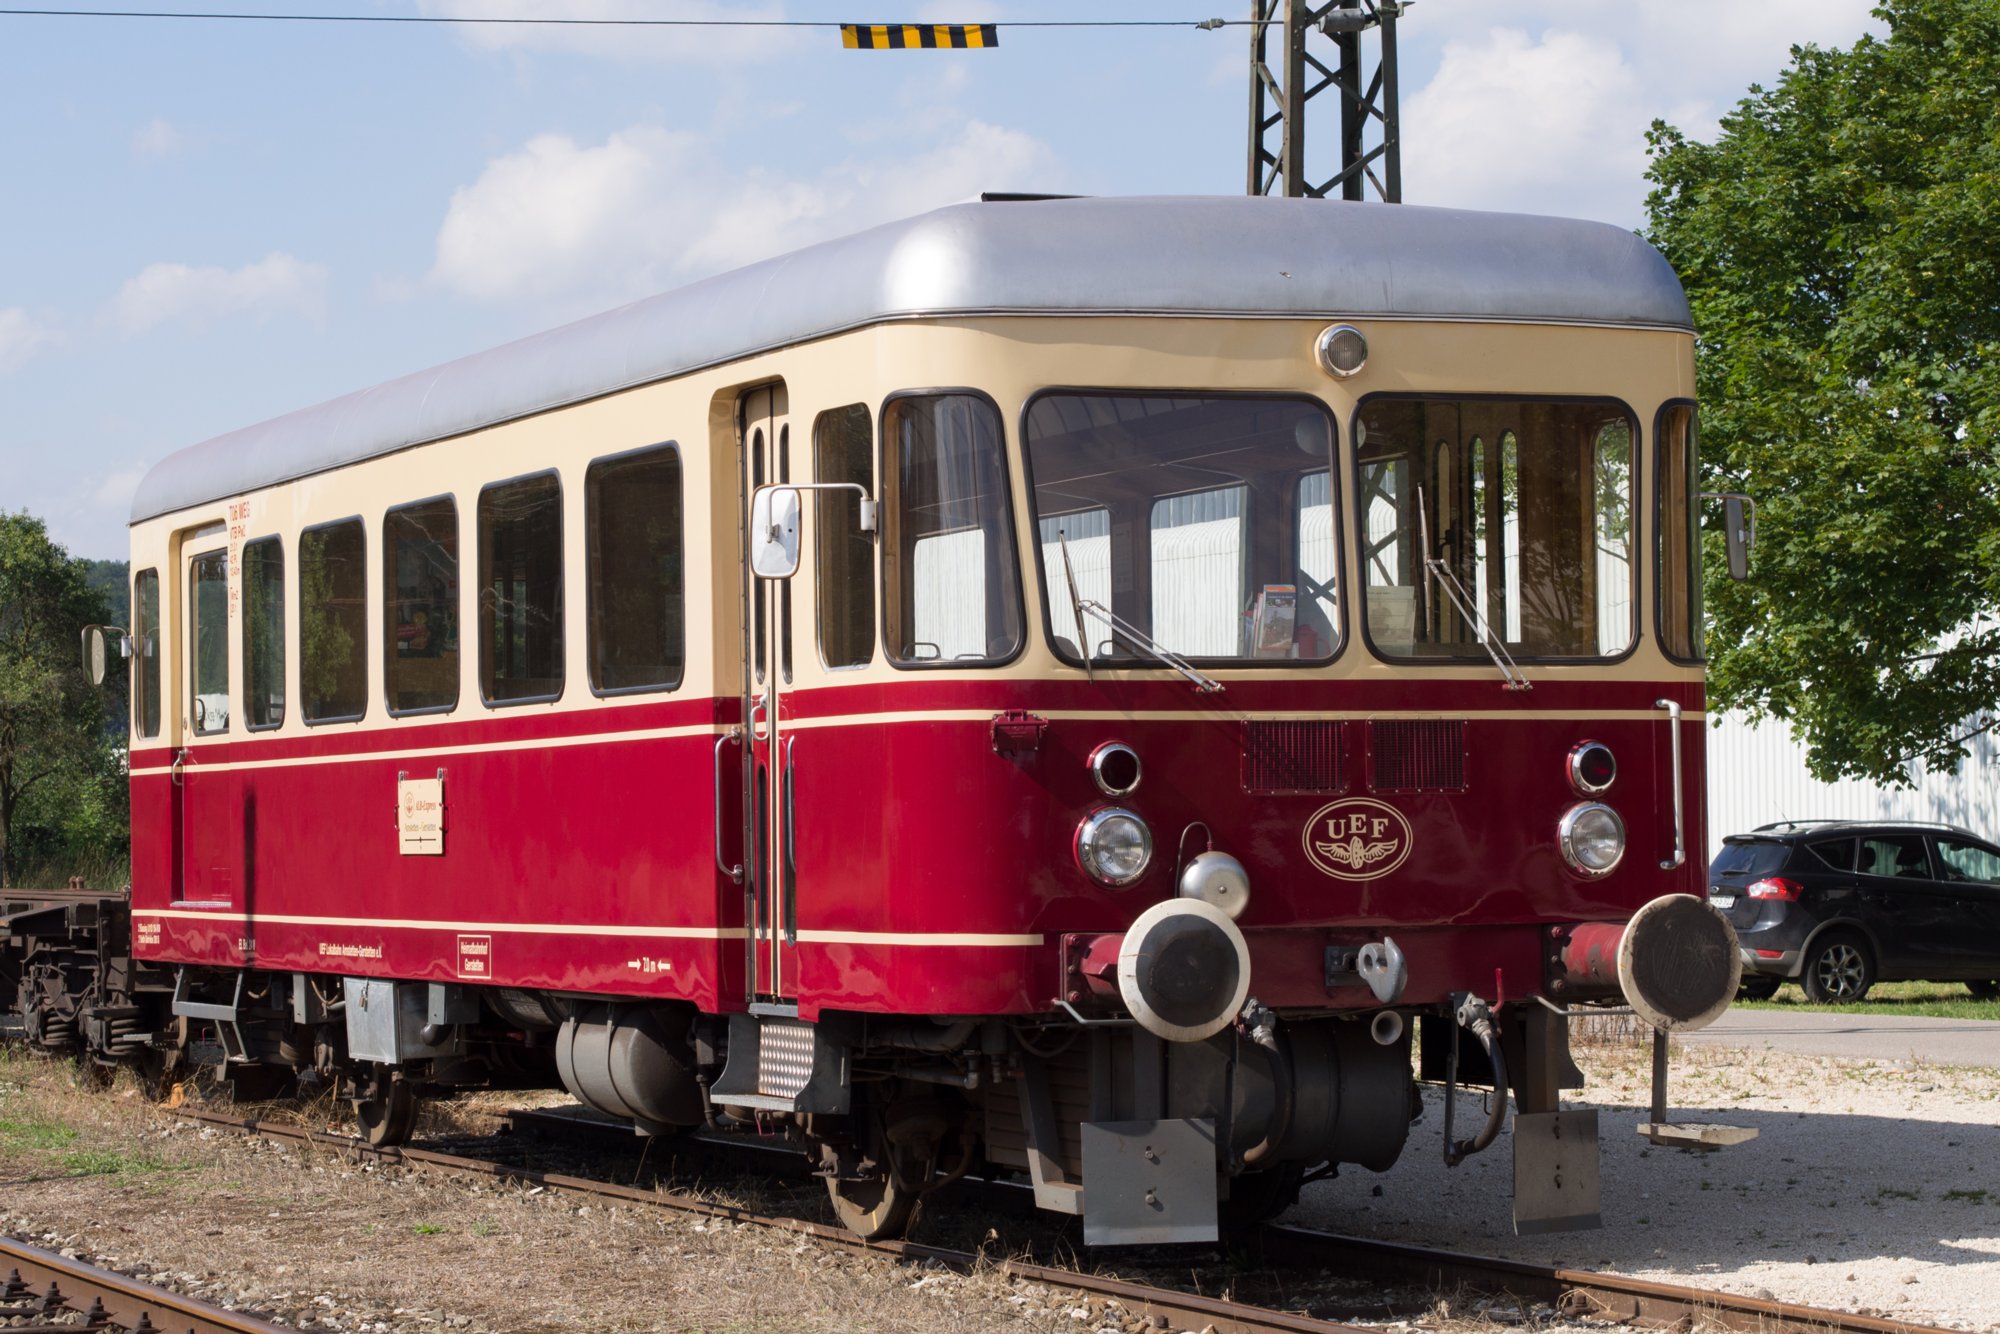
xmin=1315 ymin=323 xmax=1369 ymax=378
xmin=1088 ymin=741 xmax=1143 ymax=797
xmin=1075 ymin=807 xmax=1154 ymax=888
xmin=1559 ymin=801 xmax=1626 ymax=877
xmin=1567 ymin=740 xmax=1617 ymax=796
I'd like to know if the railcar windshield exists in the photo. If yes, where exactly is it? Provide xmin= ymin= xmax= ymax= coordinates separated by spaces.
xmin=1354 ymin=397 xmax=1637 ymax=662
xmin=1024 ymin=393 xmax=1341 ymax=666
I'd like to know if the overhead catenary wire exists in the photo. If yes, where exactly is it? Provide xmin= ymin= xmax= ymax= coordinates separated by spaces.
xmin=0 ymin=7 xmax=1245 ymax=28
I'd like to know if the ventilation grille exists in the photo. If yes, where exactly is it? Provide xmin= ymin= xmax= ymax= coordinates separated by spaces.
xmin=1242 ymin=720 xmax=1347 ymax=795
xmin=1369 ymin=719 xmax=1467 ymax=793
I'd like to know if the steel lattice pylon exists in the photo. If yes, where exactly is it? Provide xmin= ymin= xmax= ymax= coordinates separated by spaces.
xmin=1247 ymin=0 xmax=1404 ymax=201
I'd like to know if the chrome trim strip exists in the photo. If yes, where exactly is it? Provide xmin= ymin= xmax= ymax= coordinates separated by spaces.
xmin=1656 ymin=698 xmax=1685 ymax=869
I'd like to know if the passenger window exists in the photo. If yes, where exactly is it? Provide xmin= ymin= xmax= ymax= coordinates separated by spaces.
xmin=242 ymin=538 xmax=286 ymax=729
xmin=301 ymin=519 xmax=368 ymax=723
xmin=134 ymin=568 xmax=161 ymax=738
xmin=586 ymin=446 xmax=683 ymax=693
xmin=384 ymin=498 xmax=460 ymax=714
xmin=1859 ymin=835 xmax=1931 ymax=880
xmin=1657 ymin=403 xmax=1703 ymax=661
xmin=1805 ymin=838 xmax=1855 ymax=872
xmin=480 ymin=473 xmax=564 ymax=704
xmin=1935 ymin=837 xmax=2000 ymax=885
xmin=815 ymin=406 xmax=875 ymax=670
xmin=189 ymin=549 xmax=229 ymax=734
xmin=884 ymin=393 xmax=1022 ymax=666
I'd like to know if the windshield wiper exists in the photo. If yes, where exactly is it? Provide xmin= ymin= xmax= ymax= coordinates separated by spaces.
xmin=1417 ymin=491 xmax=1530 ymax=692
xmin=1058 ymin=530 xmax=1224 ymax=695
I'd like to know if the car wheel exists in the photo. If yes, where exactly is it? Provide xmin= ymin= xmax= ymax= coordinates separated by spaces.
xmin=1737 ymin=975 xmax=1782 ymax=1001
xmin=1967 ymin=980 xmax=2000 ymax=1000
xmin=1800 ymin=934 xmax=1874 ymax=1004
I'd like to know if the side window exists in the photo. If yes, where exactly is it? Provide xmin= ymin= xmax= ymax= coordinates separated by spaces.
xmin=480 ymin=473 xmax=564 ymax=704
xmin=1935 ymin=837 xmax=2000 ymax=885
xmin=1859 ymin=835 xmax=1931 ymax=881
xmin=300 ymin=518 xmax=368 ymax=723
xmin=815 ymin=405 xmax=875 ymax=670
xmin=384 ymin=498 xmax=460 ymax=715
xmin=587 ymin=446 xmax=683 ymax=694
xmin=242 ymin=538 xmax=286 ymax=730
xmin=189 ymin=549 xmax=229 ymax=734
xmin=1805 ymin=838 xmax=1855 ymax=872
xmin=1656 ymin=403 xmax=1703 ymax=661
xmin=883 ymin=393 xmax=1022 ymax=666
xmin=133 ymin=568 xmax=161 ymax=738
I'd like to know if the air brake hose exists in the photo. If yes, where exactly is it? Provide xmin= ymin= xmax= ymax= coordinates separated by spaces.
xmin=1442 ymin=993 xmax=1508 ymax=1167
xmin=1240 ymin=1002 xmax=1294 ymax=1169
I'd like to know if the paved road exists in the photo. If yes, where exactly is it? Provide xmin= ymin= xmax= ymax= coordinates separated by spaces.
xmin=1679 ymin=1007 xmax=2000 ymax=1067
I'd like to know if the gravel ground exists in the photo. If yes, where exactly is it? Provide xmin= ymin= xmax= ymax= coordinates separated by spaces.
xmin=1292 ymin=1030 xmax=2000 ymax=1331
xmin=6 ymin=1032 xmax=1998 ymax=1332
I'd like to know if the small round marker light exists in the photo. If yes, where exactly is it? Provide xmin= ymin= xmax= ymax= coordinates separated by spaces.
xmin=1315 ymin=324 xmax=1369 ymax=379
xmin=1568 ymin=741 xmax=1617 ymax=795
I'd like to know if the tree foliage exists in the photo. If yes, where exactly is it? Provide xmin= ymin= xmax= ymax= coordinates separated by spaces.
xmin=0 ymin=512 xmax=124 ymax=887
xmin=1645 ymin=0 xmax=2000 ymax=784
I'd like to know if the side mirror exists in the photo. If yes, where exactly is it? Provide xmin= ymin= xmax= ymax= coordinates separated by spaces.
xmin=1700 ymin=492 xmax=1757 ymax=582
xmin=80 ymin=625 xmax=129 ymax=686
xmin=750 ymin=485 xmax=802 ymax=580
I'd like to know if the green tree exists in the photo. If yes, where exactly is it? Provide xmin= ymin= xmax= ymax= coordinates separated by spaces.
xmin=1645 ymin=0 xmax=2000 ymax=785
xmin=0 ymin=512 xmax=122 ymax=887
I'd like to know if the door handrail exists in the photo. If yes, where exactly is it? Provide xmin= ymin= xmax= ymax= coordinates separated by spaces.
xmin=715 ymin=728 xmax=744 ymax=883
xmin=1655 ymin=699 xmax=1685 ymax=870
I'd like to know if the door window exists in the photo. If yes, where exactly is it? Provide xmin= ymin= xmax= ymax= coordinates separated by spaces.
xmin=1935 ymin=837 xmax=2000 ymax=884
xmin=189 ymin=550 xmax=229 ymax=734
xmin=1859 ymin=835 xmax=1931 ymax=880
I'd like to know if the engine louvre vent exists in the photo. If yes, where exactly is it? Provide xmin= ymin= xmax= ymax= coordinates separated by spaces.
xmin=1369 ymin=719 xmax=1467 ymax=793
xmin=1242 ymin=720 xmax=1347 ymax=795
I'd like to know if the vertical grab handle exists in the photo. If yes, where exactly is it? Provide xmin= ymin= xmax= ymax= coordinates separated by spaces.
xmin=1655 ymin=699 xmax=1684 ymax=870
xmin=715 ymin=728 xmax=744 ymax=883
xmin=782 ymin=735 xmax=797 ymax=946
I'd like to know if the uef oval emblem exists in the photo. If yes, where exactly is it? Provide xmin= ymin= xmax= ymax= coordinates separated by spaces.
xmin=1302 ymin=798 xmax=1414 ymax=881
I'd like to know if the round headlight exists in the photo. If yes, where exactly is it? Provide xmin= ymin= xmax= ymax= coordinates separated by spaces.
xmin=1315 ymin=323 xmax=1368 ymax=378
xmin=1076 ymin=808 xmax=1153 ymax=887
xmin=1559 ymin=802 xmax=1626 ymax=876
xmin=1568 ymin=741 xmax=1617 ymax=795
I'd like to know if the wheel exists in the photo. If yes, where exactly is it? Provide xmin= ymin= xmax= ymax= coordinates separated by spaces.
xmin=825 ymin=1173 xmax=917 ymax=1241
xmin=1967 ymin=981 xmax=2000 ymax=1000
xmin=1220 ymin=1163 xmax=1305 ymax=1231
xmin=1800 ymin=934 xmax=1874 ymax=1004
xmin=1737 ymin=975 xmax=1782 ymax=1001
xmin=354 ymin=1079 xmax=419 ymax=1147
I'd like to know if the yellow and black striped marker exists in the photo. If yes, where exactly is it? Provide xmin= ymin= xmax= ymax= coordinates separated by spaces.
xmin=840 ymin=23 xmax=998 ymax=49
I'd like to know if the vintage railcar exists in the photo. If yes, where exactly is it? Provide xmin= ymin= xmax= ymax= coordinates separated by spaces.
xmin=22 ymin=195 xmax=1743 ymax=1243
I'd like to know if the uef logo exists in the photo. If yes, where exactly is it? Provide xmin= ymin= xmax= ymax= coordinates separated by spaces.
xmin=1301 ymin=798 xmax=1414 ymax=880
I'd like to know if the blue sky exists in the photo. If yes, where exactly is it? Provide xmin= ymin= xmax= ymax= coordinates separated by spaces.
xmin=1 ymin=0 xmax=1879 ymax=560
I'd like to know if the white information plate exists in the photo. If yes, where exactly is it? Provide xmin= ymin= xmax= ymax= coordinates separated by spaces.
xmin=1709 ymin=894 xmax=1736 ymax=909
xmin=398 ymin=777 xmax=445 ymax=856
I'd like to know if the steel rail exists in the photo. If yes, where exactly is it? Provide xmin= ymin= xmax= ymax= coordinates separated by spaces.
xmin=0 ymin=1234 xmax=290 ymax=1333
xmin=179 ymin=1108 xmax=1966 ymax=1334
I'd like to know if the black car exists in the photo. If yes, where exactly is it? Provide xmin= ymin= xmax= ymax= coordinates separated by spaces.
xmin=1707 ymin=820 xmax=2000 ymax=1003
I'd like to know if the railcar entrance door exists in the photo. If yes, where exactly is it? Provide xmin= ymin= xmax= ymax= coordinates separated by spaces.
xmin=175 ymin=538 xmax=237 ymax=907
xmin=741 ymin=384 xmax=799 ymax=1004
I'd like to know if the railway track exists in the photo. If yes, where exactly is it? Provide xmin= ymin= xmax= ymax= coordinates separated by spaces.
xmin=173 ymin=1105 xmax=1960 ymax=1334
xmin=0 ymin=1234 xmax=288 ymax=1333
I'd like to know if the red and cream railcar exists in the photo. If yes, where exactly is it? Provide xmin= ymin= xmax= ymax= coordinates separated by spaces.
xmin=109 ymin=196 xmax=1737 ymax=1241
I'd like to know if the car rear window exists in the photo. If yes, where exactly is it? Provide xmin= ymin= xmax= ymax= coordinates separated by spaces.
xmin=1711 ymin=839 xmax=1790 ymax=880
xmin=1806 ymin=838 xmax=1855 ymax=871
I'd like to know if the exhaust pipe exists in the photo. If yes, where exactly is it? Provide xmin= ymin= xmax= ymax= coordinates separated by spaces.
xmin=1369 ymin=1009 xmax=1405 ymax=1046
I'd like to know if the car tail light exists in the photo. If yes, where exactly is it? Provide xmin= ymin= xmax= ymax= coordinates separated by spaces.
xmin=1747 ymin=877 xmax=1802 ymax=902
xmin=1753 ymin=948 xmax=1786 ymax=959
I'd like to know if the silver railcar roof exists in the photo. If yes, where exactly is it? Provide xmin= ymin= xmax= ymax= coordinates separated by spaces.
xmin=131 ymin=195 xmax=1692 ymax=524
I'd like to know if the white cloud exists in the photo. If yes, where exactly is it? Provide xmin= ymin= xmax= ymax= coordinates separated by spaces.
xmin=0 ymin=308 xmax=59 ymax=373
xmin=431 ymin=117 xmax=1058 ymax=306
xmin=414 ymin=0 xmax=807 ymax=64
xmin=1403 ymin=28 xmax=1653 ymax=223
xmin=131 ymin=117 xmax=184 ymax=158
xmin=91 ymin=464 xmax=147 ymax=511
xmin=112 ymin=253 xmax=329 ymax=336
